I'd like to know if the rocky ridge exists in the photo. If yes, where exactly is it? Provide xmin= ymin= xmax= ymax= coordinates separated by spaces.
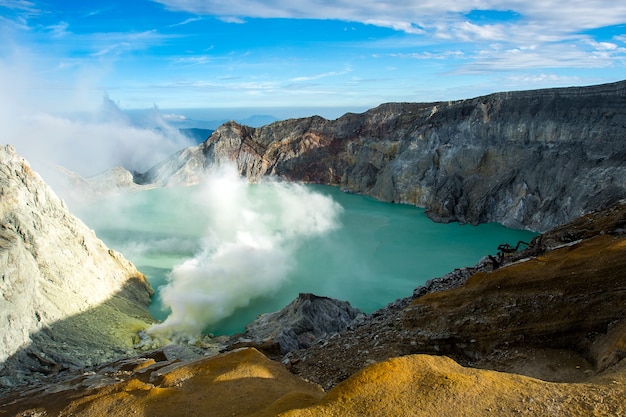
xmin=129 ymin=80 xmax=626 ymax=232
xmin=0 ymin=145 xmax=154 ymax=389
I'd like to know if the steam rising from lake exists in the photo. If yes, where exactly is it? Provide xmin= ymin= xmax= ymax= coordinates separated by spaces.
xmin=147 ymin=165 xmax=342 ymax=341
xmin=76 ymin=168 xmax=537 ymax=340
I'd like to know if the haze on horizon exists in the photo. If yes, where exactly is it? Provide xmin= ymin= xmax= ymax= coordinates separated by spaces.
xmin=1 ymin=0 xmax=625 ymax=180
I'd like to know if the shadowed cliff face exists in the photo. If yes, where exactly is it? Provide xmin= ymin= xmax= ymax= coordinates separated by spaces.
xmin=0 ymin=279 xmax=155 ymax=391
xmin=139 ymin=80 xmax=626 ymax=232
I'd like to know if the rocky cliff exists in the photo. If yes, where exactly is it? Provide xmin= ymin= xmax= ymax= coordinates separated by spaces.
xmin=135 ymin=80 xmax=626 ymax=232
xmin=0 ymin=145 xmax=154 ymax=388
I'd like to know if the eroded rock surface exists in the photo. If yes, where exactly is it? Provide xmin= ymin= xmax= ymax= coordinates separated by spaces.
xmin=0 ymin=145 xmax=154 ymax=389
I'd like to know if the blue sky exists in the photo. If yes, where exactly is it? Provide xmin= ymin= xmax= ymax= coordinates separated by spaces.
xmin=1 ymin=0 xmax=626 ymax=117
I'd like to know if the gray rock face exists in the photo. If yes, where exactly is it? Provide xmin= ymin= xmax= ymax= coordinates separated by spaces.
xmin=239 ymin=293 xmax=364 ymax=354
xmin=137 ymin=80 xmax=626 ymax=232
xmin=0 ymin=145 xmax=154 ymax=388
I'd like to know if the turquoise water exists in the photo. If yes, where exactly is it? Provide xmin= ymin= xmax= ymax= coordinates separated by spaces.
xmin=78 ymin=183 xmax=536 ymax=336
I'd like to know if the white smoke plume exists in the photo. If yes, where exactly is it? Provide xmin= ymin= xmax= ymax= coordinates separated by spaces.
xmin=147 ymin=164 xmax=342 ymax=341
xmin=6 ymin=96 xmax=193 ymax=195
xmin=0 ymin=58 xmax=193 ymax=199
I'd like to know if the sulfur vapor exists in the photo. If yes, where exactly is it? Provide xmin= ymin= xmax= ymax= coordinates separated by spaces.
xmin=147 ymin=164 xmax=342 ymax=341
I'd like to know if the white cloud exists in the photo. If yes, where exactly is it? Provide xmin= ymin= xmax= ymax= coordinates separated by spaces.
xmin=0 ymin=0 xmax=41 ymax=32
xmin=447 ymin=21 xmax=509 ymax=42
xmin=219 ymin=16 xmax=246 ymax=24
xmin=82 ymin=8 xmax=106 ymax=18
xmin=460 ymin=40 xmax=626 ymax=73
xmin=88 ymin=30 xmax=167 ymax=57
xmin=156 ymin=78 xmax=281 ymax=94
xmin=363 ymin=19 xmax=425 ymax=35
xmin=0 ymin=0 xmax=40 ymax=15
xmin=503 ymin=73 xmax=582 ymax=85
xmin=145 ymin=1 xmax=626 ymax=84
xmin=151 ymin=0 xmax=626 ymax=42
xmin=389 ymin=50 xmax=465 ymax=60
xmin=0 ymin=14 xmax=29 ymax=31
xmin=588 ymin=40 xmax=619 ymax=51
xmin=172 ymin=55 xmax=212 ymax=66
xmin=168 ymin=16 xmax=202 ymax=27
xmin=46 ymin=21 xmax=70 ymax=38
xmin=290 ymin=67 xmax=353 ymax=82
xmin=162 ymin=113 xmax=187 ymax=121
xmin=91 ymin=42 xmax=132 ymax=57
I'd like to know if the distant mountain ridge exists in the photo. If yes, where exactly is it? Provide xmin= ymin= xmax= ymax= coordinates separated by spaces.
xmin=179 ymin=128 xmax=214 ymax=144
xmin=165 ymin=114 xmax=279 ymax=130
xmin=129 ymin=80 xmax=626 ymax=232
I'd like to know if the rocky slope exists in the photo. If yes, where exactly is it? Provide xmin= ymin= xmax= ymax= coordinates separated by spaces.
xmin=0 ymin=145 xmax=154 ymax=389
xmin=284 ymin=201 xmax=626 ymax=390
xmin=2 ymin=199 xmax=625 ymax=416
xmin=132 ymin=80 xmax=626 ymax=232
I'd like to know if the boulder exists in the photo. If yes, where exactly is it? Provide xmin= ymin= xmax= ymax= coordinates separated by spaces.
xmin=237 ymin=293 xmax=364 ymax=354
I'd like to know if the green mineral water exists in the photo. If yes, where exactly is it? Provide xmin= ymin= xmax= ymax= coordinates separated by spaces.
xmin=77 ymin=180 xmax=536 ymax=337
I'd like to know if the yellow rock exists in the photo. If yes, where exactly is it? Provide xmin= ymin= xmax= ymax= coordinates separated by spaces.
xmin=5 ymin=348 xmax=626 ymax=416
xmin=283 ymin=354 xmax=626 ymax=417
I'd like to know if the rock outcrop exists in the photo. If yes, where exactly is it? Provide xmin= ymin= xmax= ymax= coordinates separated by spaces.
xmin=0 ymin=145 xmax=154 ymax=388
xmin=231 ymin=293 xmax=365 ymax=354
xmin=132 ymin=80 xmax=626 ymax=232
